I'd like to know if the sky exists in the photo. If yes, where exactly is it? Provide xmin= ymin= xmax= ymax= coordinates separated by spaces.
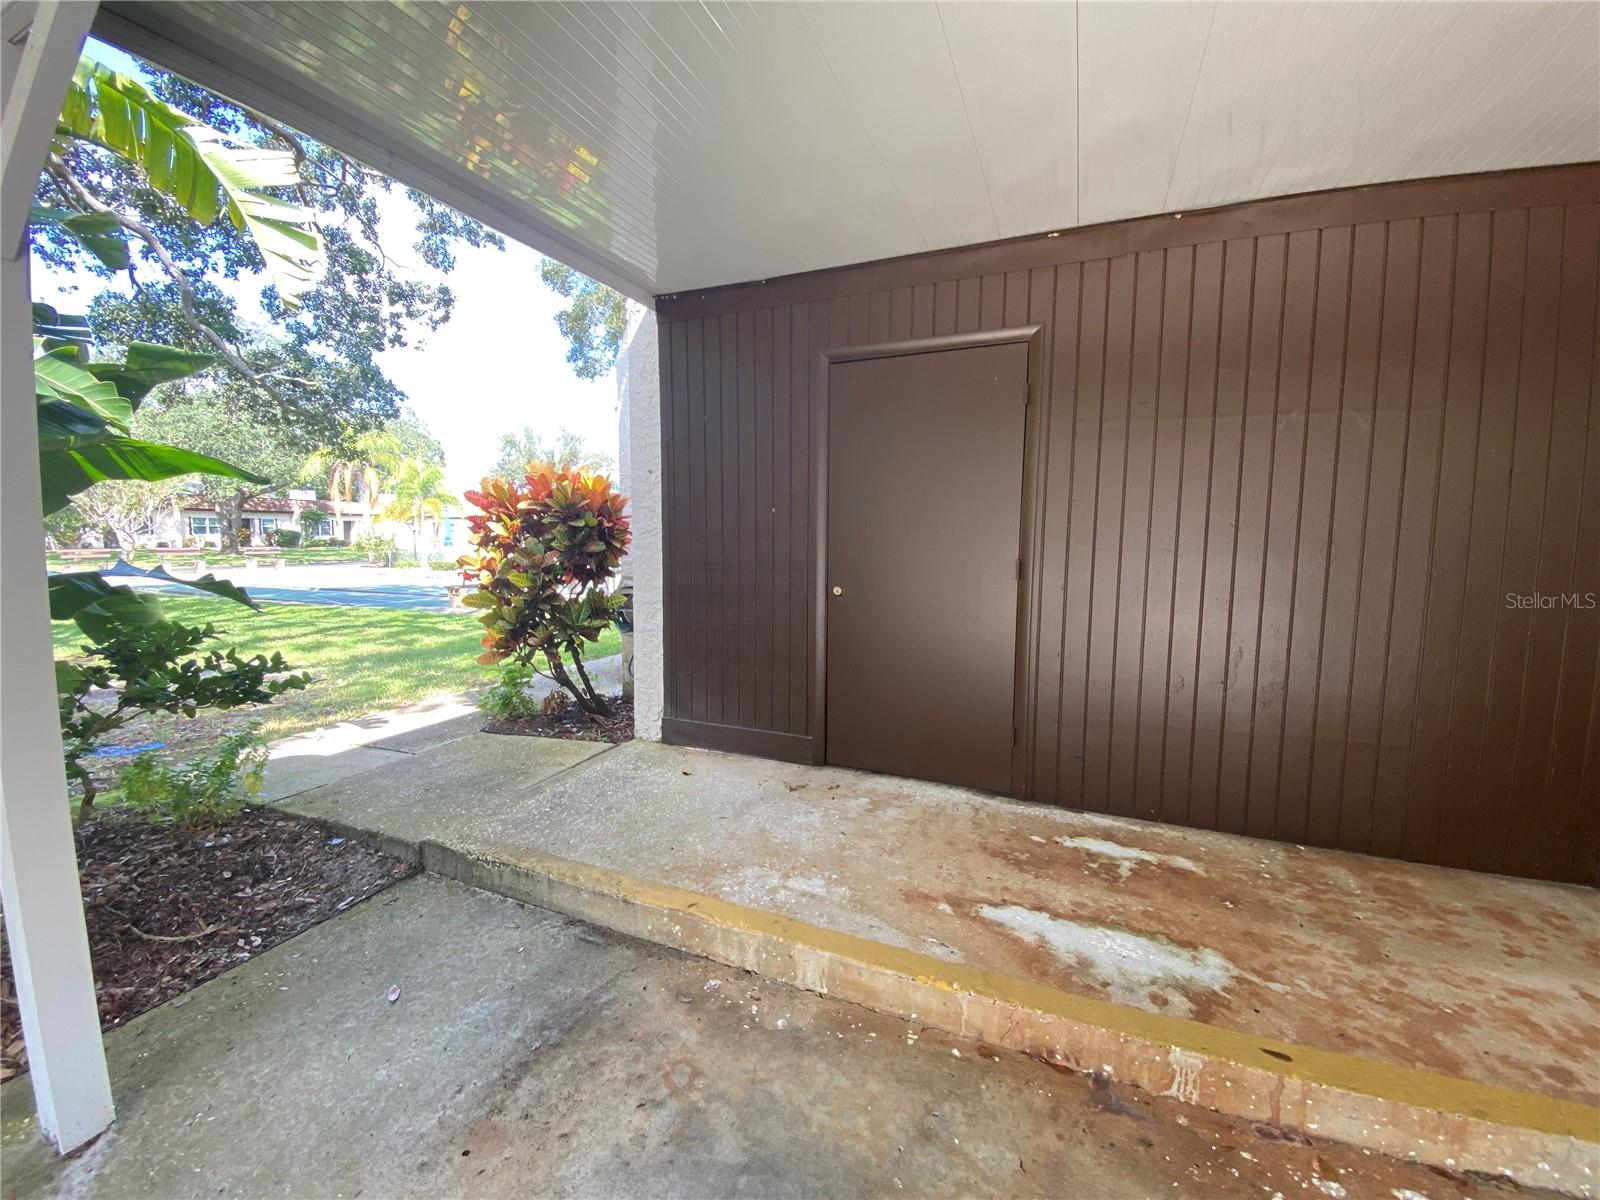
xmin=34 ymin=38 xmax=622 ymax=501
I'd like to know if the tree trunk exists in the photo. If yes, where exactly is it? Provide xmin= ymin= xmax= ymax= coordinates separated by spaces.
xmin=72 ymin=768 xmax=98 ymax=825
xmin=569 ymin=650 xmax=612 ymax=716
xmin=545 ymin=645 xmax=612 ymax=716
xmin=218 ymin=494 xmax=243 ymax=551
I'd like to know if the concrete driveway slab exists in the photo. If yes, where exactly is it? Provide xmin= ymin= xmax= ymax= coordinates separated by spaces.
xmin=0 ymin=876 xmax=1526 ymax=1200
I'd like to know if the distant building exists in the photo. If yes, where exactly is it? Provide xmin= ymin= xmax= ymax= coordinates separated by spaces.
xmin=158 ymin=496 xmax=343 ymax=547
xmin=140 ymin=492 xmax=472 ymax=556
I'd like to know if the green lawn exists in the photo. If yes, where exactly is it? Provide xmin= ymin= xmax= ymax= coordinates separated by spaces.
xmin=54 ymin=597 xmax=623 ymax=743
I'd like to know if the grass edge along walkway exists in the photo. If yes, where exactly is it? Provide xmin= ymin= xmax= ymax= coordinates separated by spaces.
xmin=53 ymin=596 xmax=622 ymax=743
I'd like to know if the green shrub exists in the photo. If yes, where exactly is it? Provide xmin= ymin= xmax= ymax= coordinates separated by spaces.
xmin=58 ymin=619 xmax=309 ymax=820
xmin=355 ymin=530 xmax=397 ymax=563
xmin=120 ymin=729 xmax=267 ymax=825
xmin=273 ymin=528 xmax=302 ymax=547
xmin=479 ymin=661 xmax=543 ymax=722
xmin=460 ymin=464 xmax=630 ymax=715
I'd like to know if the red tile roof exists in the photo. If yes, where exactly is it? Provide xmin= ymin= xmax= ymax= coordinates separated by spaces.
xmin=179 ymin=498 xmax=337 ymax=514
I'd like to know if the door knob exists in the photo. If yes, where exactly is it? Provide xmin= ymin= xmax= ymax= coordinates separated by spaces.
xmin=831 ymin=585 xmax=843 ymax=596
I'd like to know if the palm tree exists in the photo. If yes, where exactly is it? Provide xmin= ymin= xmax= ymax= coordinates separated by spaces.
xmin=379 ymin=458 xmax=457 ymax=568
xmin=298 ymin=430 xmax=403 ymax=540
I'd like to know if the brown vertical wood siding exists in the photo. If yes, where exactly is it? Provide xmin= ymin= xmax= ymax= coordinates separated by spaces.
xmin=655 ymin=165 xmax=1600 ymax=886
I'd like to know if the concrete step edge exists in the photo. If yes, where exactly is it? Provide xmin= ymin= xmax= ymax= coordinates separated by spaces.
xmin=418 ymin=837 xmax=1600 ymax=1199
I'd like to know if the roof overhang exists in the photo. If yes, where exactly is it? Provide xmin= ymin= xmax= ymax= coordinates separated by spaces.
xmin=91 ymin=2 xmax=1600 ymax=302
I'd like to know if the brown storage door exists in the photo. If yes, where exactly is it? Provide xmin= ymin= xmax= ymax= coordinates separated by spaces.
xmin=825 ymin=342 xmax=1028 ymax=792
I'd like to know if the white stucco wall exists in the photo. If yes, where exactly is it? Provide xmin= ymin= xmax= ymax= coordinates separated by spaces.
xmin=617 ymin=304 xmax=663 ymax=740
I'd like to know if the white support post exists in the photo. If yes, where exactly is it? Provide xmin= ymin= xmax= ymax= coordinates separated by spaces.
xmin=1 ymin=0 xmax=114 ymax=1153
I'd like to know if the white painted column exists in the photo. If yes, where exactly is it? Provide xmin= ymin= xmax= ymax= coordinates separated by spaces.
xmin=1 ymin=0 xmax=115 ymax=1153
xmin=617 ymin=305 xmax=663 ymax=739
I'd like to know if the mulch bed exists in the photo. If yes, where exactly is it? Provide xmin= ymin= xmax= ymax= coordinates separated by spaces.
xmin=0 ymin=807 xmax=412 ymax=1082
xmin=483 ymin=694 xmax=634 ymax=743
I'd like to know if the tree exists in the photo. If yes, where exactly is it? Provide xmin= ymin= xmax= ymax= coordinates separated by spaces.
xmin=379 ymin=458 xmax=458 ymax=568
xmin=383 ymin=410 xmax=446 ymax=468
xmin=137 ymin=386 xmax=309 ymax=550
xmin=459 ymin=465 xmax=631 ymax=716
xmin=490 ymin=425 xmax=614 ymax=480
xmin=538 ymin=260 xmax=629 ymax=380
xmin=43 ymin=504 xmax=87 ymax=550
xmin=68 ymin=477 xmax=181 ymax=551
xmin=298 ymin=439 xmax=380 ymax=536
xmin=298 ymin=426 xmax=402 ymax=526
xmin=299 ymin=410 xmax=443 ymax=538
xmin=32 ymin=54 xmax=504 ymax=444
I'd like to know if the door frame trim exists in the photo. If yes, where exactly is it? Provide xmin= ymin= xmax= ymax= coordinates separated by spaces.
xmin=811 ymin=325 xmax=1047 ymax=794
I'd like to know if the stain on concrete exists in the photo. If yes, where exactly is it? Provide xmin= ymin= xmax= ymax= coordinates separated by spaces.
xmin=659 ymin=1057 xmax=708 ymax=1099
xmin=720 ymin=865 xmax=847 ymax=908
xmin=460 ymin=1117 xmax=509 ymax=1159
xmin=1164 ymin=1048 xmax=1205 ymax=1104
xmin=715 ymin=865 xmax=946 ymax=959
xmin=1051 ymin=835 xmax=1204 ymax=879
xmin=976 ymin=903 xmax=1236 ymax=1016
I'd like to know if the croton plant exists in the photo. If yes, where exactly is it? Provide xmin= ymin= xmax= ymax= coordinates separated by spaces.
xmin=458 ymin=463 xmax=631 ymax=715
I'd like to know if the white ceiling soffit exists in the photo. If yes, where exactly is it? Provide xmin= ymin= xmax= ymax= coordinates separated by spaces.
xmin=95 ymin=1 xmax=1600 ymax=301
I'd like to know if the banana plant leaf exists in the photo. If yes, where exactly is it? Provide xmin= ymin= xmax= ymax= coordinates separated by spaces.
xmin=49 ymin=578 xmax=165 ymax=642
xmin=55 ymin=60 xmax=321 ymax=308
xmin=58 ymin=60 xmax=222 ymax=224
xmin=50 ymin=565 xmax=258 ymax=640
xmin=184 ymin=126 xmax=321 ymax=301
xmin=40 ymin=436 xmax=267 ymax=515
xmin=87 ymin=342 xmax=214 ymax=407
xmin=27 ymin=205 xmax=129 ymax=270
xmin=32 ymin=308 xmax=254 ymax=514
xmin=51 ymin=565 xmax=257 ymax=618
xmin=31 ymin=303 xmax=92 ymax=355
xmin=37 ymin=399 xmax=109 ymax=440
xmin=34 ymin=344 xmax=132 ymax=430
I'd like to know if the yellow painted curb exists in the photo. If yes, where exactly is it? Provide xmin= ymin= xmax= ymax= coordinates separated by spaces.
xmin=448 ymin=839 xmax=1600 ymax=1145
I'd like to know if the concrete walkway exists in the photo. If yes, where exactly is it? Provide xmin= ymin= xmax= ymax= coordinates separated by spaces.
xmin=0 ymin=875 xmax=1533 ymax=1200
xmin=259 ymin=655 xmax=625 ymax=816
xmin=259 ymin=729 xmax=1600 ymax=1194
